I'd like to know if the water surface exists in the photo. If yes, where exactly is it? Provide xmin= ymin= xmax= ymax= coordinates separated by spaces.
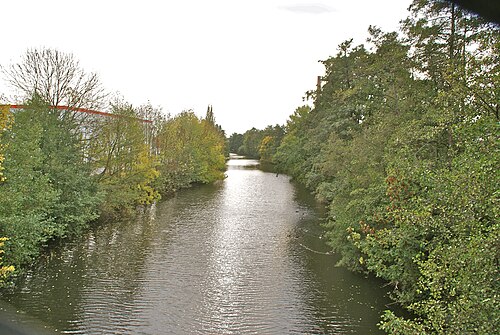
xmin=1 ymin=159 xmax=391 ymax=334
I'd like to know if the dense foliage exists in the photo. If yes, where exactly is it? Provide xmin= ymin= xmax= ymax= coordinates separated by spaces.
xmin=0 ymin=104 xmax=10 ymax=183
xmin=228 ymin=125 xmax=284 ymax=161
xmin=0 ymin=97 xmax=103 ymax=267
xmin=0 ymin=105 xmax=14 ymax=286
xmin=155 ymin=110 xmax=227 ymax=194
xmin=89 ymin=100 xmax=160 ymax=216
xmin=244 ymin=1 xmax=498 ymax=333
xmin=0 ymin=50 xmax=227 ymax=277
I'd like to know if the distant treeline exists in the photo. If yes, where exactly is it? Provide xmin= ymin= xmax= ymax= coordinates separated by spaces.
xmin=229 ymin=1 xmax=499 ymax=333
xmin=0 ymin=49 xmax=226 ymax=283
xmin=228 ymin=125 xmax=284 ymax=160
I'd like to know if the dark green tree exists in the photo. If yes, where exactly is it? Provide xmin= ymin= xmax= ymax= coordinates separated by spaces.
xmin=228 ymin=133 xmax=244 ymax=154
xmin=271 ymin=1 xmax=499 ymax=332
xmin=240 ymin=127 xmax=265 ymax=158
xmin=0 ymin=97 xmax=102 ymax=267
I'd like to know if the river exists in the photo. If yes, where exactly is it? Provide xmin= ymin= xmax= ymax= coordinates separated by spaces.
xmin=1 ymin=158 xmax=392 ymax=334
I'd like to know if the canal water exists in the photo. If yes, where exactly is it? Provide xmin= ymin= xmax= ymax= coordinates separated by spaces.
xmin=1 ymin=159 xmax=392 ymax=334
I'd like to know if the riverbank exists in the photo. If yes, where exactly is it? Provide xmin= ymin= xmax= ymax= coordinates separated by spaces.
xmin=0 ymin=103 xmax=227 ymax=286
xmin=226 ymin=3 xmax=499 ymax=332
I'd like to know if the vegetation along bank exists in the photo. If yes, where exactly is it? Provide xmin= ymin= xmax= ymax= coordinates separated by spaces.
xmin=0 ymin=49 xmax=227 ymax=285
xmin=229 ymin=1 xmax=499 ymax=333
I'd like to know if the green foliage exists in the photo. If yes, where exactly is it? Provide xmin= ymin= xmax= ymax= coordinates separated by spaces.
xmin=258 ymin=125 xmax=284 ymax=163
xmin=155 ymin=111 xmax=226 ymax=194
xmin=0 ymin=105 xmax=12 ymax=183
xmin=228 ymin=132 xmax=243 ymax=154
xmin=0 ymin=108 xmax=14 ymax=286
xmin=90 ymin=100 xmax=159 ymax=215
xmin=229 ymin=125 xmax=284 ymax=162
xmin=0 ymin=97 xmax=228 ymax=273
xmin=267 ymin=1 xmax=500 ymax=332
xmin=0 ymin=50 xmax=229 ymax=282
xmin=0 ymin=102 xmax=61 ymax=267
xmin=239 ymin=127 xmax=264 ymax=158
xmin=0 ymin=97 xmax=102 ymax=267
xmin=0 ymin=237 xmax=15 ymax=287
xmin=274 ymin=105 xmax=313 ymax=181
xmin=377 ymin=117 xmax=499 ymax=334
xmin=200 ymin=115 xmax=227 ymax=183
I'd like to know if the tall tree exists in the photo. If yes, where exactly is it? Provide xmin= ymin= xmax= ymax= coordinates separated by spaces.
xmin=1 ymin=48 xmax=107 ymax=111
xmin=89 ymin=100 xmax=159 ymax=215
xmin=205 ymin=104 xmax=215 ymax=125
xmin=258 ymin=125 xmax=285 ymax=163
xmin=155 ymin=110 xmax=226 ymax=194
xmin=0 ymin=105 xmax=14 ymax=285
xmin=0 ymin=105 xmax=11 ymax=182
xmin=0 ymin=97 xmax=103 ymax=267
xmin=228 ymin=132 xmax=244 ymax=154
xmin=271 ymin=2 xmax=499 ymax=332
xmin=240 ymin=127 xmax=265 ymax=158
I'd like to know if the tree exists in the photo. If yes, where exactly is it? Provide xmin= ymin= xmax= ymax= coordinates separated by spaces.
xmin=258 ymin=125 xmax=284 ymax=163
xmin=269 ymin=3 xmax=499 ymax=331
xmin=204 ymin=104 xmax=228 ymax=157
xmin=201 ymin=109 xmax=227 ymax=182
xmin=1 ymin=48 xmax=107 ymax=111
xmin=155 ymin=110 xmax=226 ymax=194
xmin=379 ymin=116 xmax=499 ymax=334
xmin=35 ymin=98 xmax=103 ymax=236
xmin=89 ymin=100 xmax=159 ymax=215
xmin=205 ymin=104 xmax=215 ymax=125
xmin=0 ymin=105 xmax=12 ymax=182
xmin=0 ymin=99 xmax=62 ymax=266
xmin=0 ymin=105 xmax=14 ymax=285
xmin=374 ymin=2 xmax=500 ymax=331
xmin=135 ymin=102 xmax=167 ymax=155
xmin=274 ymin=105 xmax=312 ymax=182
xmin=240 ymin=127 xmax=265 ymax=158
xmin=228 ymin=133 xmax=244 ymax=154
xmin=0 ymin=97 xmax=103 ymax=267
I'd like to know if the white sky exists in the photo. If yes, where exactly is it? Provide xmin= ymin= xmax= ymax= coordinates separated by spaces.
xmin=0 ymin=0 xmax=412 ymax=134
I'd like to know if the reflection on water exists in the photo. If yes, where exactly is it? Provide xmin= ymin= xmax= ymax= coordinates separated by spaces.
xmin=226 ymin=158 xmax=260 ymax=170
xmin=1 ymin=159 xmax=391 ymax=334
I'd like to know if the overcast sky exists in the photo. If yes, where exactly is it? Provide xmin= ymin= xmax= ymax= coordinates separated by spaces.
xmin=1 ymin=0 xmax=412 ymax=134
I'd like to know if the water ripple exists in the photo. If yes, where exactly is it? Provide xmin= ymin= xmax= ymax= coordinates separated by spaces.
xmin=2 ymin=159 xmax=392 ymax=334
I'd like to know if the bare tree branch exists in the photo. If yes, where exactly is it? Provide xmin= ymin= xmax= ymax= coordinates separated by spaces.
xmin=1 ymin=48 xmax=108 ymax=114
